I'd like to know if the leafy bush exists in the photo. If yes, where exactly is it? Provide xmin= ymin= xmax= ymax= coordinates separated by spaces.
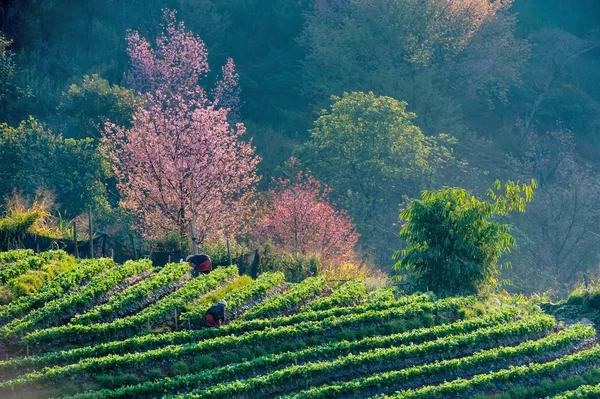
xmin=395 ymin=180 xmax=536 ymax=295
xmin=258 ymin=242 xmax=322 ymax=282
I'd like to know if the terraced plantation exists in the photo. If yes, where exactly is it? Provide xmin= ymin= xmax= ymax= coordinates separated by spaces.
xmin=0 ymin=250 xmax=599 ymax=399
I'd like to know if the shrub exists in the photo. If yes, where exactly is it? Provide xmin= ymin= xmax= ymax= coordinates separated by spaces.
xmin=395 ymin=180 xmax=536 ymax=295
xmin=257 ymin=241 xmax=322 ymax=282
xmin=170 ymin=361 xmax=189 ymax=376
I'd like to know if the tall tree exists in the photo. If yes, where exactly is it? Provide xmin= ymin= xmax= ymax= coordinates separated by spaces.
xmin=102 ymin=10 xmax=260 ymax=246
xmin=298 ymin=92 xmax=458 ymax=266
xmin=506 ymin=127 xmax=600 ymax=294
xmin=0 ymin=118 xmax=106 ymax=216
xmin=396 ymin=180 xmax=536 ymax=295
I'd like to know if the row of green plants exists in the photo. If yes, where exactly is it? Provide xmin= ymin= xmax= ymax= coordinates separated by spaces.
xmin=550 ymin=383 xmax=600 ymax=398
xmin=176 ymin=315 xmax=567 ymax=399
xmin=0 ymin=250 xmax=68 ymax=284
xmin=0 ymin=259 xmax=152 ymax=341
xmin=19 ymin=289 xmax=429 ymax=360
xmin=58 ymin=310 xmax=524 ymax=399
xmin=372 ymin=334 xmax=600 ymax=399
xmin=474 ymin=367 xmax=600 ymax=399
xmin=0 ymin=249 xmax=34 ymax=265
xmin=1 ymin=296 xmax=473 ymax=377
xmin=180 ymin=276 xmax=254 ymax=322
xmin=0 ymin=254 xmax=76 ymax=304
xmin=300 ymin=280 xmax=367 ymax=312
xmin=180 ymin=272 xmax=285 ymax=326
xmin=7 ymin=292 xmax=424 ymax=372
xmin=242 ymin=276 xmax=327 ymax=320
xmin=71 ymin=261 xmax=189 ymax=325
xmin=0 ymin=258 xmax=114 ymax=325
xmin=22 ymin=266 xmax=238 ymax=348
xmin=279 ymin=324 xmax=595 ymax=399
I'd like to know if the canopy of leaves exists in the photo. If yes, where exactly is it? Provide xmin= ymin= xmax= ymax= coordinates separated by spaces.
xmin=0 ymin=118 xmax=107 ymax=216
xmin=299 ymin=91 xmax=457 ymax=266
xmin=395 ymin=180 xmax=536 ymax=295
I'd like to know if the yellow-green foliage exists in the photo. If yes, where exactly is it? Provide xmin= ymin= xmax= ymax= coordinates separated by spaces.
xmin=566 ymin=281 xmax=600 ymax=310
xmin=0 ymin=255 xmax=76 ymax=304
xmin=190 ymin=275 xmax=253 ymax=311
xmin=0 ymin=194 xmax=61 ymax=250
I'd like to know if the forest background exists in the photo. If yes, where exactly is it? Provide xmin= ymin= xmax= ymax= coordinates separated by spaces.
xmin=0 ymin=0 xmax=599 ymax=296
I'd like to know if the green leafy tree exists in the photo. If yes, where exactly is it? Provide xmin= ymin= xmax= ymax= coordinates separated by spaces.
xmin=0 ymin=33 xmax=32 ymax=123
xmin=58 ymin=74 xmax=138 ymax=139
xmin=299 ymin=92 xmax=458 ymax=266
xmin=300 ymin=0 xmax=525 ymax=136
xmin=0 ymin=118 xmax=107 ymax=216
xmin=395 ymin=180 xmax=536 ymax=295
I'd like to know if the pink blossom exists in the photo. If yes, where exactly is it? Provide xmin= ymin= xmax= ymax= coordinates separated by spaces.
xmin=104 ymin=10 xmax=259 ymax=243
xmin=254 ymin=165 xmax=359 ymax=266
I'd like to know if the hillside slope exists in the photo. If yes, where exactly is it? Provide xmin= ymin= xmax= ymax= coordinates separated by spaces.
xmin=0 ymin=251 xmax=598 ymax=399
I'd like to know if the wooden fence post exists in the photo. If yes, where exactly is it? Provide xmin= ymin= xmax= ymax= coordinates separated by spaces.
xmin=110 ymin=249 xmax=114 ymax=260
xmin=73 ymin=220 xmax=79 ymax=258
xmin=147 ymin=318 xmax=151 ymax=332
xmin=26 ymin=345 xmax=29 ymax=357
xmin=174 ymin=309 xmax=178 ymax=330
xmin=130 ymin=233 xmax=137 ymax=259
xmin=88 ymin=206 xmax=94 ymax=259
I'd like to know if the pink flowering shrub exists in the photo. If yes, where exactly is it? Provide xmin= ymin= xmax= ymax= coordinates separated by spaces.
xmin=102 ymin=10 xmax=259 ymax=243
xmin=254 ymin=166 xmax=359 ymax=267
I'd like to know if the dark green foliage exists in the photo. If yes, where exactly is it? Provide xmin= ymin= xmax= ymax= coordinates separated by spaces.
xmin=0 ymin=33 xmax=32 ymax=120
xmin=395 ymin=180 xmax=536 ymax=295
xmin=58 ymin=74 xmax=138 ymax=139
xmin=144 ymin=369 xmax=163 ymax=381
xmin=190 ymin=355 xmax=217 ymax=372
xmin=0 ymin=118 xmax=107 ymax=216
xmin=170 ymin=361 xmax=189 ymax=376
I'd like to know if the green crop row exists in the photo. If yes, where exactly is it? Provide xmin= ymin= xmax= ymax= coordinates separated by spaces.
xmin=176 ymin=314 xmax=565 ymax=399
xmin=71 ymin=262 xmax=189 ymax=325
xmin=0 ymin=254 xmax=77 ymax=304
xmin=180 ymin=271 xmax=285 ymax=324
xmin=0 ymin=258 xmax=114 ymax=325
xmin=2 ymin=296 xmax=472 ymax=378
xmin=0 ymin=250 xmax=68 ymax=284
xmin=3 ymin=293 xmax=452 ymax=374
xmin=242 ymin=276 xmax=327 ymax=320
xmin=0 ymin=259 xmax=152 ymax=341
xmin=301 ymin=280 xmax=367 ymax=313
xmin=549 ymin=384 xmax=600 ymax=398
xmin=27 ymin=275 xmax=421 ymax=352
xmin=22 ymin=265 xmax=238 ymax=348
xmin=374 ymin=333 xmax=600 ymax=399
xmin=59 ymin=309 xmax=521 ymax=399
xmin=0 ymin=249 xmax=34 ymax=265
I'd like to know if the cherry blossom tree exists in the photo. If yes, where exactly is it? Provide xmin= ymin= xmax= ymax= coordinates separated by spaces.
xmin=102 ymin=10 xmax=259 ymax=245
xmin=254 ymin=164 xmax=359 ymax=266
xmin=126 ymin=9 xmax=240 ymax=116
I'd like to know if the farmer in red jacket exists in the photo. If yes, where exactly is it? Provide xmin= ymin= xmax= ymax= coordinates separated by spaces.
xmin=205 ymin=299 xmax=227 ymax=327
xmin=186 ymin=254 xmax=212 ymax=277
